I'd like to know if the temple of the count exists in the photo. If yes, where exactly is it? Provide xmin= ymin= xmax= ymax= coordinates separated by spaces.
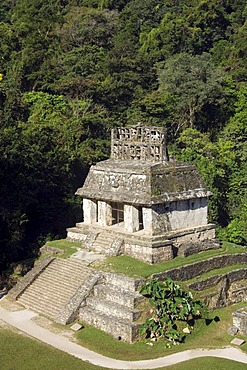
xmin=67 ymin=125 xmax=219 ymax=263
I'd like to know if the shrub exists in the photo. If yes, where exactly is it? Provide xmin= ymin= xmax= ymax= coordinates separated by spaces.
xmin=140 ymin=277 xmax=208 ymax=345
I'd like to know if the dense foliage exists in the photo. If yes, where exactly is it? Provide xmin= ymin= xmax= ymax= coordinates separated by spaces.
xmin=140 ymin=277 xmax=207 ymax=345
xmin=0 ymin=0 xmax=246 ymax=270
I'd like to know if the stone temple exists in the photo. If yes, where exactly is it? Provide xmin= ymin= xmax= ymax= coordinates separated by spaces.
xmin=67 ymin=125 xmax=219 ymax=263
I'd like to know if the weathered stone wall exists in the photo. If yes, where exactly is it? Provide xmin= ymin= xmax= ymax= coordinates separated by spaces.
xmin=124 ymin=204 xmax=140 ymax=232
xmin=150 ymin=198 xmax=208 ymax=235
xmin=188 ymin=269 xmax=247 ymax=309
xmin=97 ymin=200 xmax=112 ymax=227
xmin=203 ymin=279 xmax=247 ymax=309
xmin=188 ymin=268 xmax=247 ymax=291
xmin=78 ymin=166 xmax=150 ymax=205
xmin=233 ymin=307 xmax=247 ymax=335
xmin=67 ymin=230 xmax=87 ymax=242
xmin=177 ymin=239 xmax=220 ymax=257
xmin=83 ymin=198 xmax=97 ymax=224
xmin=228 ymin=281 xmax=247 ymax=305
xmin=171 ymin=225 xmax=216 ymax=247
xmin=167 ymin=198 xmax=208 ymax=230
xmin=124 ymin=241 xmax=173 ymax=264
xmin=79 ymin=271 xmax=145 ymax=342
xmin=153 ymin=253 xmax=247 ymax=281
xmin=151 ymin=166 xmax=209 ymax=199
xmin=68 ymin=222 xmax=219 ymax=263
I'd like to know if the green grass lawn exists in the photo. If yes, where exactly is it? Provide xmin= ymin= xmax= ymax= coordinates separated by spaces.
xmin=39 ymin=240 xmax=246 ymax=279
xmin=0 ymin=327 xmax=105 ymax=370
xmin=75 ymin=302 xmax=247 ymax=361
xmin=91 ymin=242 xmax=246 ymax=278
xmin=1 ymin=327 xmax=246 ymax=370
xmin=41 ymin=239 xmax=81 ymax=259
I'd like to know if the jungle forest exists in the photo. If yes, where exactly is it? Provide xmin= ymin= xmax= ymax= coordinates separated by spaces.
xmin=0 ymin=0 xmax=246 ymax=271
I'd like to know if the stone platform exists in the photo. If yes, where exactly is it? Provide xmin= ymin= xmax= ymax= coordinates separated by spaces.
xmin=67 ymin=222 xmax=219 ymax=264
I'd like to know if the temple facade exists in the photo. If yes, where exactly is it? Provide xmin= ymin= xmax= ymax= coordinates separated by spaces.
xmin=67 ymin=126 xmax=219 ymax=263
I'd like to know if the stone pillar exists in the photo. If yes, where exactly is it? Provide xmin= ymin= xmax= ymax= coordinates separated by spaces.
xmin=83 ymin=198 xmax=97 ymax=224
xmin=98 ymin=201 xmax=112 ymax=226
xmin=142 ymin=207 xmax=153 ymax=235
xmin=124 ymin=205 xmax=140 ymax=233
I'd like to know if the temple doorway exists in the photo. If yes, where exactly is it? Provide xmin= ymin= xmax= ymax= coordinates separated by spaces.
xmin=112 ymin=202 xmax=124 ymax=226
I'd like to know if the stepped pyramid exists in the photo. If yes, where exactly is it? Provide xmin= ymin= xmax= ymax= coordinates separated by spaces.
xmin=79 ymin=272 xmax=145 ymax=342
xmin=7 ymin=253 xmax=146 ymax=341
xmin=5 ymin=125 xmax=225 ymax=342
xmin=8 ymin=256 xmax=99 ymax=325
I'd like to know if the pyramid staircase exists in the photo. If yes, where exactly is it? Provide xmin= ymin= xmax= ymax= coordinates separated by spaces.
xmin=8 ymin=257 xmax=99 ymax=324
xmin=92 ymin=232 xmax=114 ymax=253
xmin=67 ymin=222 xmax=124 ymax=257
xmin=79 ymin=272 xmax=145 ymax=342
xmin=92 ymin=232 xmax=123 ymax=256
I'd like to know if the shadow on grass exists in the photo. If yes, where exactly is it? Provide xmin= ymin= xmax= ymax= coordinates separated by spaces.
xmin=205 ymin=316 xmax=220 ymax=325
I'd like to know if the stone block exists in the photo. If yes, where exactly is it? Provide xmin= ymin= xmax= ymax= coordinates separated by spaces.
xmin=70 ymin=323 xmax=83 ymax=331
xmin=230 ymin=338 xmax=245 ymax=346
xmin=227 ymin=326 xmax=238 ymax=336
xmin=233 ymin=307 xmax=247 ymax=336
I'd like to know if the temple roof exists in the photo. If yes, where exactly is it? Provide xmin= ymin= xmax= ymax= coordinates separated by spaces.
xmin=76 ymin=159 xmax=211 ymax=206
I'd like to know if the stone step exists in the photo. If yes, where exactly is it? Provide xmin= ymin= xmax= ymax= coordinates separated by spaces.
xmin=18 ymin=293 xmax=63 ymax=310
xmin=36 ymin=269 xmax=89 ymax=282
xmin=92 ymin=243 xmax=106 ymax=251
xmin=28 ymin=272 xmax=88 ymax=289
xmin=18 ymin=297 xmax=61 ymax=318
xmin=18 ymin=297 xmax=67 ymax=312
xmin=16 ymin=257 xmax=92 ymax=321
xmin=85 ymin=297 xmax=142 ymax=322
xmin=95 ymin=234 xmax=114 ymax=243
xmin=37 ymin=271 xmax=87 ymax=283
xmin=92 ymin=242 xmax=111 ymax=251
xmin=47 ymin=258 xmax=87 ymax=272
xmin=79 ymin=307 xmax=140 ymax=342
xmin=96 ymin=234 xmax=114 ymax=241
xmin=50 ymin=257 xmax=85 ymax=266
xmin=24 ymin=273 xmax=89 ymax=294
xmin=18 ymin=283 xmax=77 ymax=303
xmin=92 ymin=233 xmax=115 ymax=251
xmin=94 ymin=284 xmax=145 ymax=309
xmin=103 ymin=272 xmax=144 ymax=292
xmin=18 ymin=293 xmax=63 ymax=311
xmin=38 ymin=266 xmax=88 ymax=281
xmin=94 ymin=241 xmax=110 ymax=248
xmin=28 ymin=268 xmax=89 ymax=286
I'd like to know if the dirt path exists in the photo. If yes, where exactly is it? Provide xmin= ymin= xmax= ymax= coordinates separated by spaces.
xmin=1 ymin=300 xmax=247 ymax=369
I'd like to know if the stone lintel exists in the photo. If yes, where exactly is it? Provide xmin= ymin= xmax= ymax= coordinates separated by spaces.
xmin=76 ymin=191 xmax=211 ymax=207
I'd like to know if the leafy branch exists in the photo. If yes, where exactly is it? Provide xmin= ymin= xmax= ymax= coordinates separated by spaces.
xmin=140 ymin=277 xmax=208 ymax=345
